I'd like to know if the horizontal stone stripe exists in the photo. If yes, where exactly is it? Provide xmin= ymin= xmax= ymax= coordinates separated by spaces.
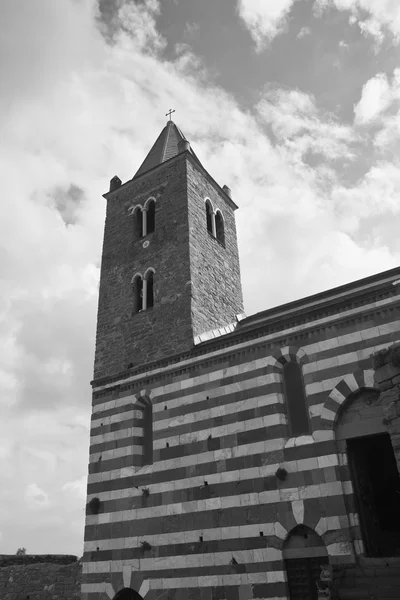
xmin=87 ymin=456 xmax=340 ymax=517
xmin=92 ymin=292 xmax=400 ymax=396
xmin=83 ymin=569 xmax=286 ymax=589
xmin=88 ymin=421 xmax=289 ymax=476
xmin=91 ymin=427 xmax=143 ymax=447
xmin=85 ymin=481 xmax=346 ymax=531
xmin=90 ymin=331 xmax=392 ymax=445
xmin=91 ymin=409 xmax=143 ymax=429
xmin=84 ymin=515 xmax=348 ymax=554
xmin=82 ymin=551 xmax=283 ymax=574
xmin=90 ymin=389 xmax=285 ymax=445
xmin=86 ymin=452 xmax=339 ymax=505
xmin=92 ymin=359 xmax=271 ymax=415
xmin=89 ymin=454 xmax=143 ymax=475
xmin=89 ymin=444 xmax=143 ymax=464
xmin=92 ymin=372 xmax=281 ymax=429
xmin=90 ymin=433 xmax=144 ymax=456
xmin=86 ymin=433 xmax=335 ymax=489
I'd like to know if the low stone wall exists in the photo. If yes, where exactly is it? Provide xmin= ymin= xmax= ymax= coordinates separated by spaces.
xmin=0 ymin=555 xmax=82 ymax=600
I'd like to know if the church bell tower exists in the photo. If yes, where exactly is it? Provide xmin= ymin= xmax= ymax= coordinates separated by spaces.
xmin=93 ymin=119 xmax=244 ymax=380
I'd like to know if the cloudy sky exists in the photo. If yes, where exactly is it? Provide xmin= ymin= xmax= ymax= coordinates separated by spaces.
xmin=1 ymin=0 xmax=400 ymax=556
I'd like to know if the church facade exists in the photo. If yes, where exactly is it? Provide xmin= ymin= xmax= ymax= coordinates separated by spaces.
xmin=82 ymin=121 xmax=400 ymax=600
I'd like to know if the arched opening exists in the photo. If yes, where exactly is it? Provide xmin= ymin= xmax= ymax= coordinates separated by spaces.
xmin=146 ymin=200 xmax=155 ymax=235
xmin=113 ymin=588 xmax=144 ymax=600
xmin=283 ymin=361 xmax=310 ymax=436
xmin=283 ymin=525 xmax=328 ymax=600
xmin=133 ymin=207 xmax=143 ymax=239
xmin=132 ymin=275 xmax=143 ymax=313
xmin=145 ymin=270 xmax=154 ymax=309
xmin=335 ymin=388 xmax=400 ymax=557
xmin=215 ymin=210 xmax=225 ymax=245
xmin=205 ymin=200 xmax=213 ymax=235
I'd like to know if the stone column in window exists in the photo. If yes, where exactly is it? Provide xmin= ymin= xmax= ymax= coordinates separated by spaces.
xmin=142 ymin=277 xmax=148 ymax=310
xmin=142 ymin=208 xmax=148 ymax=237
xmin=211 ymin=212 xmax=216 ymax=237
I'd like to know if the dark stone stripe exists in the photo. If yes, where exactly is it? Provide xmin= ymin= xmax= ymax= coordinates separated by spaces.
xmin=88 ymin=453 xmax=142 ymax=475
xmin=91 ymin=417 xmax=144 ymax=440
xmin=90 ymin=435 xmax=144 ymax=455
xmin=84 ymin=496 xmax=349 ymax=540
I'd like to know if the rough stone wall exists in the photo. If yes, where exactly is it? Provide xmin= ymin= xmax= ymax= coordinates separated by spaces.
xmin=94 ymin=154 xmax=193 ymax=379
xmin=94 ymin=152 xmax=243 ymax=381
xmin=0 ymin=555 xmax=81 ymax=600
xmin=373 ymin=342 xmax=400 ymax=475
xmin=187 ymin=159 xmax=243 ymax=338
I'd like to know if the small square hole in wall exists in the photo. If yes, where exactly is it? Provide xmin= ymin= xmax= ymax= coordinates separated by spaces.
xmin=164 ymin=405 xmax=167 ymax=410
xmin=259 ymin=532 xmax=264 ymax=537
xmin=204 ymin=481 xmax=208 ymax=486
xmin=166 ymin=443 xmax=169 ymax=448
xmin=206 ymin=396 xmax=209 ymax=400
xmin=199 ymin=536 xmax=203 ymax=542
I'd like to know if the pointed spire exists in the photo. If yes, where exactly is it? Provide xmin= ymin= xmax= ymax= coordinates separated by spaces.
xmin=133 ymin=121 xmax=203 ymax=179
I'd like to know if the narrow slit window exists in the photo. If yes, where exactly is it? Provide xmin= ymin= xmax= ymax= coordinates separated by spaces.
xmin=146 ymin=200 xmax=155 ymax=234
xmin=215 ymin=211 xmax=225 ymax=245
xmin=133 ymin=207 xmax=143 ymax=239
xmin=142 ymin=402 xmax=153 ymax=465
xmin=283 ymin=361 xmax=310 ymax=436
xmin=205 ymin=201 xmax=213 ymax=235
xmin=133 ymin=275 xmax=143 ymax=313
xmin=146 ymin=271 xmax=154 ymax=308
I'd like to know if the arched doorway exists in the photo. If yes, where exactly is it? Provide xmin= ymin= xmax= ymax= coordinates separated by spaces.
xmin=335 ymin=388 xmax=400 ymax=557
xmin=283 ymin=525 xmax=328 ymax=600
xmin=113 ymin=589 xmax=144 ymax=600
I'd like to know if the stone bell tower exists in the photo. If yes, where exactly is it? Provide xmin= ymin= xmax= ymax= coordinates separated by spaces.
xmin=93 ymin=119 xmax=244 ymax=380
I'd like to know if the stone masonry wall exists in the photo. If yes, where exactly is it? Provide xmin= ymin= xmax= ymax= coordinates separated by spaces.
xmin=187 ymin=159 xmax=244 ymax=339
xmin=94 ymin=151 xmax=244 ymax=381
xmin=0 ymin=555 xmax=81 ymax=600
xmin=94 ymin=154 xmax=194 ymax=379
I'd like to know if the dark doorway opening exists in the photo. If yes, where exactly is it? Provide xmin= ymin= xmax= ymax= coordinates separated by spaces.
xmin=347 ymin=432 xmax=400 ymax=557
xmin=285 ymin=556 xmax=329 ymax=600
xmin=113 ymin=588 xmax=143 ymax=600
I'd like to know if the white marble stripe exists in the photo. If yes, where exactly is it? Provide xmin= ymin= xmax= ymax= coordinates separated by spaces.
xmin=85 ymin=481 xmax=345 ymax=526
xmin=82 ymin=566 xmax=286 ymax=586
xmin=92 ymin=295 xmax=400 ymax=393
xmin=91 ymin=409 xmax=143 ymax=429
xmin=87 ymin=432 xmax=335 ymax=485
xmin=89 ymin=444 xmax=143 ymax=463
xmin=82 ymin=548 xmax=284 ymax=574
xmin=86 ymin=452 xmax=339 ymax=505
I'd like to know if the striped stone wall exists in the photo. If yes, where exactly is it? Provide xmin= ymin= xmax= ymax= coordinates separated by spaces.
xmin=82 ymin=287 xmax=400 ymax=600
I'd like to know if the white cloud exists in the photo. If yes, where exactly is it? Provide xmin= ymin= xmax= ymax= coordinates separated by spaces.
xmin=354 ymin=73 xmax=392 ymax=123
xmin=25 ymin=483 xmax=50 ymax=509
xmin=315 ymin=0 xmax=400 ymax=44
xmin=297 ymin=26 xmax=311 ymax=39
xmin=1 ymin=0 xmax=400 ymax=557
xmin=237 ymin=0 xmax=297 ymax=50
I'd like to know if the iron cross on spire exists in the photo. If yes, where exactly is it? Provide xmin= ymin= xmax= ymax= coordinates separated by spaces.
xmin=166 ymin=108 xmax=175 ymax=121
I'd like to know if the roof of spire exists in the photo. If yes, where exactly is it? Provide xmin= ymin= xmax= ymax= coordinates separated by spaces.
xmin=133 ymin=121 xmax=203 ymax=179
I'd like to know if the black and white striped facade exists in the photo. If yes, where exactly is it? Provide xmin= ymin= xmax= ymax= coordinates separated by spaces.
xmin=82 ymin=266 xmax=400 ymax=600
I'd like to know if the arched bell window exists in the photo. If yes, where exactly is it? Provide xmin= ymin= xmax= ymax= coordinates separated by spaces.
xmin=145 ymin=198 xmax=156 ymax=235
xmin=132 ymin=274 xmax=143 ymax=314
xmin=215 ymin=210 xmax=225 ymax=246
xmin=283 ymin=361 xmax=310 ymax=436
xmin=205 ymin=199 xmax=214 ymax=235
xmin=144 ymin=269 xmax=154 ymax=309
xmin=133 ymin=207 xmax=143 ymax=240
